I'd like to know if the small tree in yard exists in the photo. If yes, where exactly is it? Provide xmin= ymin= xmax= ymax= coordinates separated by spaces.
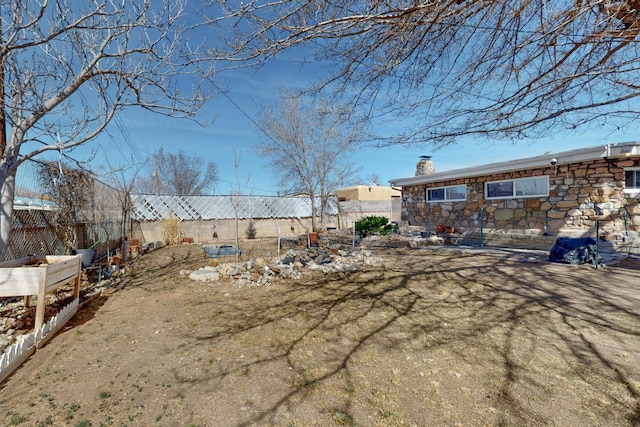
xmin=245 ymin=219 xmax=257 ymax=239
xmin=39 ymin=162 xmax=95 ymax=253
xmin=257 ymin=94 xmax=366 ymax=232
xmin=97 ymin=156 xmax=142 ymax=257
xmin=228 ymin=149 xmax=254 ymax=256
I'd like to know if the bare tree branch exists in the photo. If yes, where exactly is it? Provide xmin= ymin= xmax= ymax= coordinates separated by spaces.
xmin=0 ymin=0 xmax=219 ymax=259
xmin=257 ymin=93 xmax=366 ymax=231
xmin=209 ymin=1 xmax=640 ymax=144
xmin=141 ymin=148 xmax=218 ymax=196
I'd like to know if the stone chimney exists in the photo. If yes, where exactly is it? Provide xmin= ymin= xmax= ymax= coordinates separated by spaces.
xmin=416 ymin=155 xmax=435 ymax=176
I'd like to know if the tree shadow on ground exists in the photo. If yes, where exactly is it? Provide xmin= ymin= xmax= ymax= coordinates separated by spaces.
xmin=164 ymin=247 xmax=640 ymax=426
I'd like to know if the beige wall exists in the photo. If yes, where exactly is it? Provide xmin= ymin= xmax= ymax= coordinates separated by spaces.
xmin=136 ymin=216 xmax=340 ymax=245
xmin=338 ymin=200 xmax=401 ymax=228
xmin=334 ymin=186 xmax=401 ymax=201
xmin=135 ymin=198 xmax=405 ymax=244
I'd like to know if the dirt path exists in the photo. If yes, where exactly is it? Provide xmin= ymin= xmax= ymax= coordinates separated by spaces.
xmin=1 ymin=244 xmax=640 ymax=426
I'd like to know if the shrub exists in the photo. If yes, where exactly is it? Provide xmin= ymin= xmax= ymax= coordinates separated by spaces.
xmin=162 ymin=217 xmax=182 ymax=245
xmin=245 ymin=219 xmax=257 ymax=239
xmin=355 ymin=216 xmax=394 ymax=238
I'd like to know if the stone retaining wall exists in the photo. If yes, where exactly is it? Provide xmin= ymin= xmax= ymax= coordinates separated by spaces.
xmin=457 ymin=232 xmax=558 ymax=251
xmin=401 ymin=157 xmax=640 ymax=252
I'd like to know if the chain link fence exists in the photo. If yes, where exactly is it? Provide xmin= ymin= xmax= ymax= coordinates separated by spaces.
xmin=7 ymin=159 xmax=126 ymax=260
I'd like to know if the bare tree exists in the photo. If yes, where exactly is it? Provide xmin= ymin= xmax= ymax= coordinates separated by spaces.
xmin=257 ymin=94 xmax=366 ymax=232
xmin=228 ymin=148 xmax=253 ymax=256
xmin=363 ymin=173 xmax=381 ymax=187
xmin=141 ymin=148 xmax=218 ymax=195
xmin=0 ymin=1 xmax=217 ymax=260
xmin=97 ymin=156 xmax=142 ymax=256
xmin=91 ymin=179 xmax=122 ymax=251
xmin=39 ymin=162 xmax=94 ymax=253
xmin=133 ymin=173 xmax=161 ymax=196
xmin=210 ymin=1 xmax=640 ymax=144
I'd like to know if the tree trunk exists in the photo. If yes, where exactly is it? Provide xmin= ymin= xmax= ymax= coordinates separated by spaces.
xmin=319 ymin=194 xmax=327 ymax=231
xmin=0 ymin=123 xmax=23 ymax=261
xmin=0 ymin=162 xmax=16 ymax=261
xmin=310 ymin=193 xmax=317 ymax=232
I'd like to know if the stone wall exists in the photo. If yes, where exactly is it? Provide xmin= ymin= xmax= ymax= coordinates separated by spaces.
xmin=401 ymin=157 xmax=640 ymax=251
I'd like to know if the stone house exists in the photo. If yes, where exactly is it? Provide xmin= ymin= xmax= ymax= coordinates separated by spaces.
xmin=390 ymin=143 xmax=640 ymax=253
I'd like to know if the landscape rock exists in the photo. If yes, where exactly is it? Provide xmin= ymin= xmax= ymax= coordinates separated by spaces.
xmin=189 ymin=247 xmax=383 ymax=287
xmin=189 ymin=269 xmax=221 ymax=282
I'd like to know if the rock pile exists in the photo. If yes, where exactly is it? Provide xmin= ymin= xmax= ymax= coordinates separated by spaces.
xmin=0 ymin=301 xmax=59 ymax=353
xmin=186 ymin=247 xmax=384 ymax=287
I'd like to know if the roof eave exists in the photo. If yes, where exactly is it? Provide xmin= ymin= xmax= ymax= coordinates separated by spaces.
xmin=389 ymin=142 xmax=640 ymax=187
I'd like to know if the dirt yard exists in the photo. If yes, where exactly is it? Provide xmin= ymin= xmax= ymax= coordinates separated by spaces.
xmin=1 ymin=243 xmax=640 ymax=426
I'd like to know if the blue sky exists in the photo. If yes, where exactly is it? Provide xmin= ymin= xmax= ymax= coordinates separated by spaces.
xmin=14 ymin=2 xmax=640 ymax=198
xmin=78 ymin=53 xmax=639 ymax=196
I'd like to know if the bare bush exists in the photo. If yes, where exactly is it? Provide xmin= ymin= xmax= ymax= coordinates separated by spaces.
xmin=162 ymin=217 xmax=182 ymax=245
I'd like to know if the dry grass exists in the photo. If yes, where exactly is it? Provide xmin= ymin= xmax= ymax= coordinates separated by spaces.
xmin=161 ymin=217 xmax=182 ymax=245
xmin=1 ymin=244 xmax=640 ymax=426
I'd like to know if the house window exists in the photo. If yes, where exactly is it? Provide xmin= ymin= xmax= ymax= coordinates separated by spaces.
xmin=427 ymin=184 xmax=467 ymax=202
xmin=485 ymin=176 xmax=548 ymax=199
xmin=625 ymin=168 xmax=640 ymax=192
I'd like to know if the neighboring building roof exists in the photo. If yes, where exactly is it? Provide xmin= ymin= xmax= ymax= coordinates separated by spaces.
xmin=390 ymin=142 xmax=640 ymax=187
xmin=130 ymin=194 xmax=339 ymax=221
xmin=13 ymin=196 xmax=56 ymax=210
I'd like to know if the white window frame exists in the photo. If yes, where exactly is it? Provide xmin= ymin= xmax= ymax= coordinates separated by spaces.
xmin=624 ymin=167 xmax=640 ymax=194
xmin=485 ymin=176 xmax=549 ymax=200
xmin=426 ymin=184 xmax=467 ymax=203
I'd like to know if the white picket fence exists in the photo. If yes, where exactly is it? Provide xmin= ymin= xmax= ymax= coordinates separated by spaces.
xmin=0 ymin=297 xmax=79 ymax=382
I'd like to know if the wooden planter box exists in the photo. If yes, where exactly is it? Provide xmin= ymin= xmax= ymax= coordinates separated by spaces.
xmin=0 ymin=255 xmax=82 ymax=331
